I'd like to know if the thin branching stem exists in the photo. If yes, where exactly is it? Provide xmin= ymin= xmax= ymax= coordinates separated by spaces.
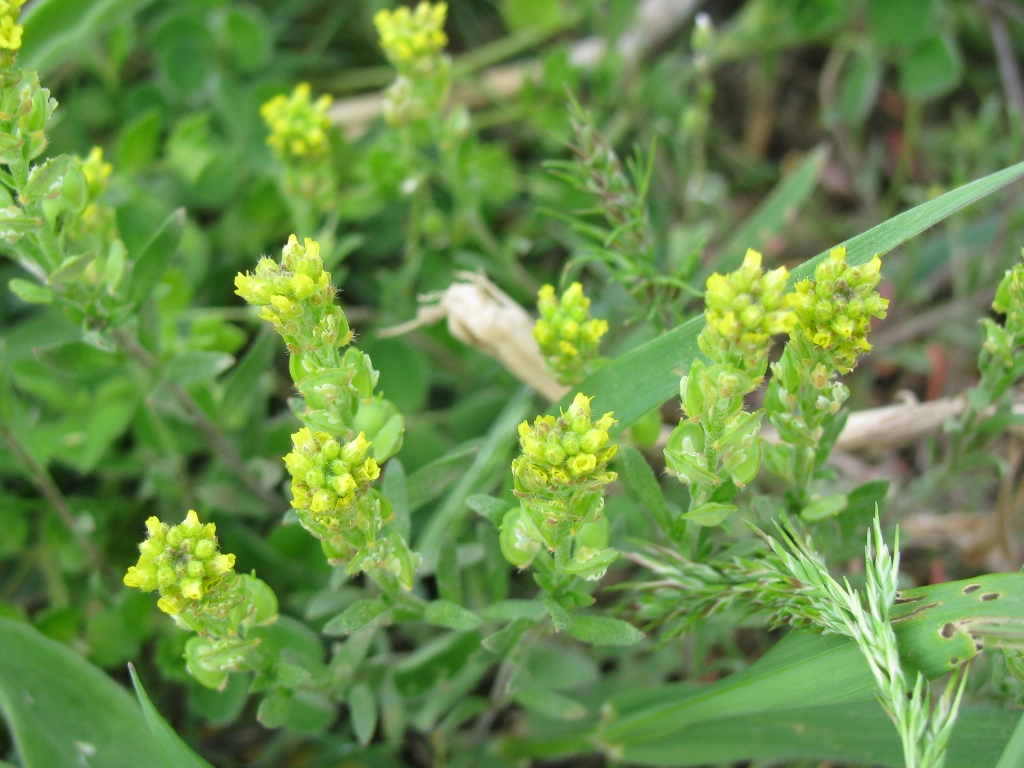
xmin=113 ymin=328 xmax=284 ymax=512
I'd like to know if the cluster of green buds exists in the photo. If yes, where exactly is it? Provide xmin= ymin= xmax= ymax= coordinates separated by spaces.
xmin=763 ymin=246 xmax=888 ymax=512
xmin=699 ymin=248 xmax=795 ymax=384
xmin=787 ymin=246 xmax=888 ymax=375
xmin=984 ymin=256 xmax=1024 ymax=373
xmin=261 ymin=83 xmax=333 ymax=162
xmin=0 ymin=66 xmax=55 ymax=169
xmin=124 ymin=511 xmax=279 ymax=690
xmin=123 ymin=510 xmax=237 ymax=616
xmin=501 ymin=394 xmax=619 ymax=581
xmin=260 ymin=83 xmax=336 ymax=211
xmin=235 ymin=235 xmax=346 ymax=354
xmin=374 ymin=2 xmax=451 ymax=127
xmin=286 ymin=429 xmax=380 ymax=516
xmin=943 ymin=252 xmax=1024 ymax=466
xmin=0 ymin=0 xmax=23 ymax=55
xmin=534 ymin=282 xmax=609 ymax=385
xmin=666 ymin=249 xmax=793 ymax=525
xmin=236 ymin=235 xmax=417 ymax=588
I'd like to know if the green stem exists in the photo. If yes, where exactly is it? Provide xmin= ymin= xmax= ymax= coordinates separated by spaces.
xmin=0 ymin=420 xmax=115 ymax=586
xmin=113 ymin=328 xmax=285 ymax=511
xmin=468 ymin=612 xmax=551 ymax=747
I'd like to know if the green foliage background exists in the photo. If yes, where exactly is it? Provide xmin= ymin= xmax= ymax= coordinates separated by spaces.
xmin=3 ymin=0 xmax=1024 ymax=766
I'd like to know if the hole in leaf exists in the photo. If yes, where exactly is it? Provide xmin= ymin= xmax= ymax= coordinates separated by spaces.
xmin=962 ymin=584 xmax=981 ymax=594
xmin=981 ymin=593 xmax=1001 ymax=601
xmin=940 ymin=622 xmax=956 ymax=638
xmin=949 ymin=656 xmax=959 ymax=666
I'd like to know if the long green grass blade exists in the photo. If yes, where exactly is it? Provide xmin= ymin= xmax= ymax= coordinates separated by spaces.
xmin=129 ymin=665 xmax=215 ymax=768
xmin=564 ymin=160 xmax=1024 ymax=432
xmin=995 ymin=709 xmax=1024 ymax=768
xmin=416 ymin=385 xmax=534 ymax=560
xmin=617 ymin=703 xmax=1018 ymax=767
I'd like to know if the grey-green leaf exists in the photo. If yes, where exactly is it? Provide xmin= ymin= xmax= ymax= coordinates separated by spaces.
xmin=565 ymin=615 xmax=644 ymax=647
xmin=424 ymin=599 xmax=482 ymax=630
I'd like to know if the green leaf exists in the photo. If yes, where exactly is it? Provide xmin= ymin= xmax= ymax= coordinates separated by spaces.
xmin=416 ymin=386 xmax=533 ymax=559
xmin=8 ymin=278 xmax=53 ymax=305
xmin=900 ymin=36 xmax=961 ymax=102
xmin=564 ymin=161 xmax=1024 ymax=432
xmin=614 ymin=702 xmax=1017 ymax=767
xmin=435 ymin=533 xmax=463 ymax=604
xmin=868 ymin=0 xmax=933 ymax=47
xmin=482 ymin=599 xmax=547 ymax=623
xmin=466 ymin=493 xmax=512 ymax=528
xmin=616 ymin=445 xmax=674 ymax=536
xmin=21 ymin=156 xmax=71 ymax=204
xmin=601 ymin=632 xmax=875 ymax=746
xmin=512 ymin=688 xmax=587 ymax=720
xmin=152 ymin=16 xmax=216 ymax=98
xmin=995 ymin=710 xmax=1024 ymax=768
xmin=0 ymin=617 xmax=170 ymax=767
xmin=382 ymin=458 xmax=411 ymax=540
xmin=117 ymin=109 xmax=163 ymax=172
xmin=21 ymin=0 xmax=156 ymax=76
xmin=256 ymin=691 xmax=291 ymax=729
xmin=501 ymin=0 xmax=564 ymax=30
xmin=165 ymin=349 xmax=235 ymax=386
xmin=126 ymin=208 xmax=186 ymax=306
xmin=543 ymin=595 xmax=570 ymax=632
xmin=222 ymin=6 xmax=270 ymax=73
xmin=482 ymin=618 xmax=531 ymax=655
xmin=891 ymin=573 xmax=1024 ymax=678
xmin=835 ymin=49 xmax=882 ymax=125
xmin=405 ymin=439 xmax=481 ymax=511
xmin=565 ymin=615 xmax=644 ymax=647
xmin=219 ymin=326 xmax=276 ymax=428
xmin=128 ymin=665 xmax=215 ymax=768
xmin=392 ymin=632 xmax=482 ymax=699
xmin=424 ymin=599 xmax=482 ymax=630
xmin=800 ymin=493 xmax=848 ymax=522
xmin=347 ymin=683 xmax=378 ymax=747
xmin=322 ymin=599 xmax=393 ymax=636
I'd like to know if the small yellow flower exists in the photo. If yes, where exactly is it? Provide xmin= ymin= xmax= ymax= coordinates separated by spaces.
xmin=374 ymin=2 xmax=449 ymax=69
xmin=123 ymin=510 xmax=236 ymax=615
xmin=790 ymin=246 xmax=888 ymax=374
xmin=0 ymin=0 xmax=25 ymax=51
xmin=534 ymin=282 xmax=608 ymax=385
xmin=699 ymin=248 xmax=795 ymax=375
xmin=512 ymin=393 xmax=617 ymax=506
xmin=260 ymin=83 xmax=333 ymax=162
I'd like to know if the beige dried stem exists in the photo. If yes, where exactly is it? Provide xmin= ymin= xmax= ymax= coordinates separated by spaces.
xmin=378 ymin=272 xmax=570 ymax=403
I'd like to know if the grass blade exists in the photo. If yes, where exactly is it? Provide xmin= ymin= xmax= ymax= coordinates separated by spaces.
xmin=563 ymin=160 xmax=1024 ymax=432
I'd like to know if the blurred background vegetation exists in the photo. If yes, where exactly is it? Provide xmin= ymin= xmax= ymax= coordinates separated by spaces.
xmin=3 ymin=0 xmax=1024 ymax=765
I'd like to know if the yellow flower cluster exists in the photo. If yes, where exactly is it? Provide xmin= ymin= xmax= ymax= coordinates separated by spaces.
xmin=0 ymin=0 xmax=24 ymax=52
xmin=285 ymin=428 xmax=381 ymax=517
xmin=374 ymin=2 xmax=448 ymax=69
xmin=534 ymin=282 xmax=608 ymax=385
xmin=700 ymin=248 xmax=795 ymax=373
xmin=234 ymin=235 xmax=351 ymax=350
xmin=260 ymin=83 xmax=333 ymax=162
xmin=513 ymin=393 xmax=617 ymax=502
xmin=81 ymin=146 xmax=113 ymax=197
xmin=123 ymin=511 xmax=236 ymax=616
xmin=789 ymin=246 xmax=888 ymax=374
